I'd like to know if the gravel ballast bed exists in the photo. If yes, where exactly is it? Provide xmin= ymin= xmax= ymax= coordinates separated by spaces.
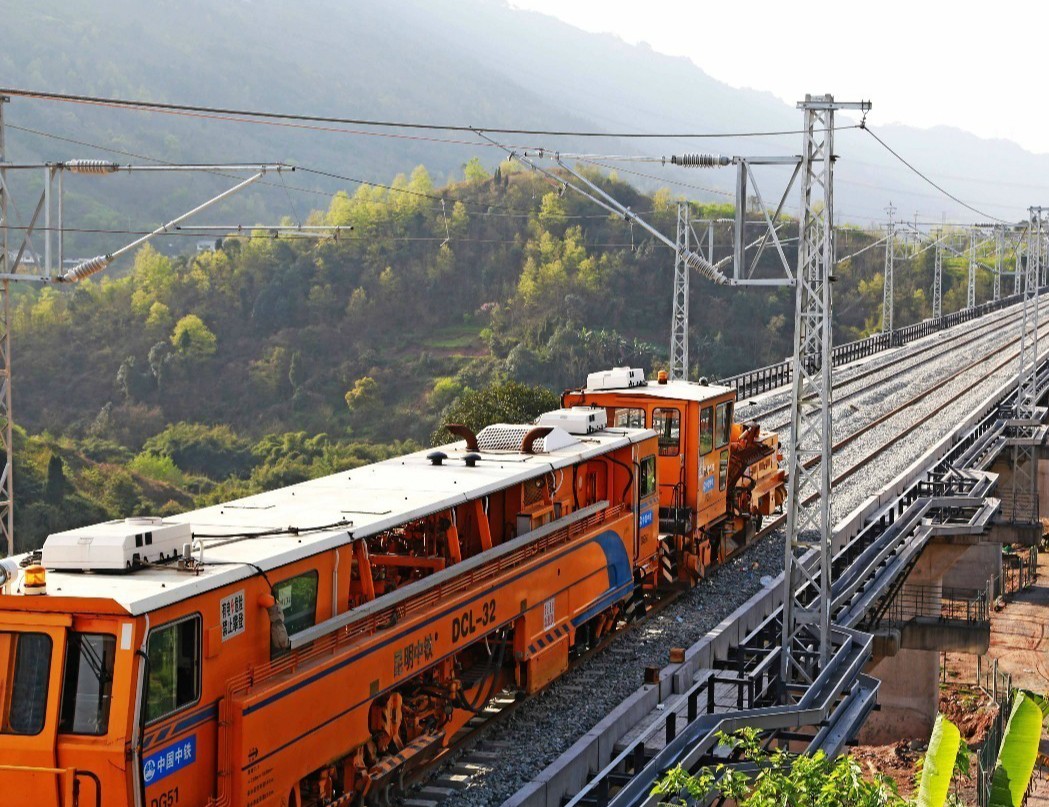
xmin=435 ymin=533 xmax=786 ymax=807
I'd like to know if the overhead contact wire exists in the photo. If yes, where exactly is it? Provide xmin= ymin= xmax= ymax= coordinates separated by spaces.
xmin=0 ymin=87 xmax=862 ymax=139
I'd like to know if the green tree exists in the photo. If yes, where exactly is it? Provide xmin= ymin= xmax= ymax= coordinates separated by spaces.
xmin=143 ymin=422 xmax=253 ymax=479
xmin=345 ymin=376 xmax=380 ymax=413
xmin=431 ymin=380 xmax=558 ymax=445
xmin=463 ymin=156 xmax=491 ymax=183
xmin=170 ymin=314 xmax=217 ymax=357
xmin=537 ymin=191 xmax=568 ymax=230
xmin=145 ymin=301 xmax=173 ymax=330
xmin=45 ymin=453 xmax=66 ymax=504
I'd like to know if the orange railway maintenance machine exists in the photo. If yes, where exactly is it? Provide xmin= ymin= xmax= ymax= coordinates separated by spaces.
xmin=0 ymin=414 xmax=661 ymax=807
xmin=563 ymin=367 xmax=785 ymax=585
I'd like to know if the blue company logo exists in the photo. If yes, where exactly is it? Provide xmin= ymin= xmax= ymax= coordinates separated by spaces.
xmin=703 ymin=475 xmax=715 ymax=494
xmin=639 ymin=509 xmax=654 ymax=528
xmin=143 ymin=734 xmax=196 ymax=786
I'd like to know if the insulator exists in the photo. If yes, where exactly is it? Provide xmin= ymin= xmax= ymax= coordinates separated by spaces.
xmin=684 ymin=251 xmax=728 ymax=285
xmin=61 ymin=255 xmax=110 ymax=282
xmin=63 ymin=159 xmax=119 ymax=175
xmin=670 ymin=153 xmax=731 ymax=168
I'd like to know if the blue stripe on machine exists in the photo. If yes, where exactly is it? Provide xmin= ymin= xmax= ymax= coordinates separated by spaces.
xmin=142 ymin=702 xmax=219 ymax=751
xmin=571 ymin=581 xmax=633 ymax=628
xmin=240 ymin=526 xmax=633 ymax=770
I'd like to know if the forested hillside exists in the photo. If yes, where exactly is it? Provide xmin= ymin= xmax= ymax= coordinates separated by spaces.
xmin=9 ymin=162 xmax=1002 ymax=551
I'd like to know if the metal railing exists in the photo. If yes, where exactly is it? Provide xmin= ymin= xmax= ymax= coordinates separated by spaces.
xmin=975 ymin=663 xmax=1014 ymax=807
xmin=718 ymin=290 xmax=1031 ymax=400
xmin=995 ymin=546 xmax=1039 ymax=597
xmin=879 ymin=584 xmax=989 ymax=627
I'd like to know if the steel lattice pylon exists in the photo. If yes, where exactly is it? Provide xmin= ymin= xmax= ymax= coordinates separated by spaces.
xmin=967 ymin=227 xmax=978 ymax=311
xmin=0 ymin=97 xmax=12 ymax=557
xmin=1010 ymin=209 xmax=1044 ymax=524
xmin=1017 ymin=211 xmax=1042 ymax=421
xmin=932 ymin=229 xmax=944 ymax=321
xmin=780 ymin=95 xmax=869 ymax=688
xmin=669 ymin=202 xmax=690 ymax=381
xmin=882 ymin=204 xmax=895 ymax=334
xmin=993 ymin=225 xmax=1003 ymax=303
xmin=1015 ymin=239 xmax=1024 ymax=295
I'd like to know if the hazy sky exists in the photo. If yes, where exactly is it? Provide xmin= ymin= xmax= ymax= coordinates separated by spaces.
xmin=512 ymin=1 xmax=1049 ymax=155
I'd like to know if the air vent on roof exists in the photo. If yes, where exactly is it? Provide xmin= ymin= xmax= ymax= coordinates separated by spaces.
xmin=42 ymin=517 xmax=192 ymax=571
xmin=476 ymin=424 xmax=578 ymax=453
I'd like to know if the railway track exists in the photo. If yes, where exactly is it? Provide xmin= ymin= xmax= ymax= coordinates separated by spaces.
xmin=754 ymin=296 xmax=1049 ymax=430
xmin=387 ymin=300 xmax=1044 ymax=807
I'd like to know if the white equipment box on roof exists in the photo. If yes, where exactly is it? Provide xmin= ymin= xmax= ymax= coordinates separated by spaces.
xmin=536 ymin=407 xmax=608 ymax=434
xmin=586 ymin=367 xmax=646 ymax=391
xmin=43 ymin=517 xmax=192 ymax=571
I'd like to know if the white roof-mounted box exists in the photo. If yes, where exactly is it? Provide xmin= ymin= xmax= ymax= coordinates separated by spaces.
xmin=586 ymin=367 xmax=646 ymax=391
xmin=42 ymin=517 xmax=192 ymax=571
xmin=536 ymin=407 xmax=608 ymax=435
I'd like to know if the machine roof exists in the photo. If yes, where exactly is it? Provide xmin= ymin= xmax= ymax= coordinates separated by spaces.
xmin=583 ymin=379 xmax=734 ymax=402
xmin=23 ymin=426 xmax=652 ymax=615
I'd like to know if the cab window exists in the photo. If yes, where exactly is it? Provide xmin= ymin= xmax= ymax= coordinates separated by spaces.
xmin=639 ymin=456 xmax=657 ymax=498
xmin=1 ymin=632 xmax=51 ymax=735
xmin=273 ymin=571 xmax=319 ymax=654
xmin=715 ymin=402 xmax=732 ymax=449
xmin=613 ymin=408 xmax=646 ymax=428
xmin=719 ymin=449 xmax=730 ymax=492
xmin=60 ymin=632 xmax=115 ymax=735
xmin=145 ymin=616 xmax=200 ymax=724
xmin=652 ymin=408 xmax=681 ymax=457
xmin=700 ymin=406 xmax=713 ymax=454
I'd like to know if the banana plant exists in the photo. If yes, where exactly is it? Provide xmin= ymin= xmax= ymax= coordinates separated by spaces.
xmin=988 ymin=691 xmax=1045 ymax=806
xmin=1022 ymin=689 xmax=1049 ymax=718
xmin=914 ymin=714 xmax=963 ymax=807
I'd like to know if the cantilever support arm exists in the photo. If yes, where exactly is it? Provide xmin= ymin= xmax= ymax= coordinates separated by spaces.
xmin=550 ymin=157 xmax=732 ymax=285
xmin=474 ymin=130 xmax=763 ymax=287
xmin=60 ymin=170 xmax=269 ymax=282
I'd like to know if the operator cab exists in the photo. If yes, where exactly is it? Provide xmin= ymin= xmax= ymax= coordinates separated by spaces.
xmin=562 ymin=367 xmax=784 ymax=582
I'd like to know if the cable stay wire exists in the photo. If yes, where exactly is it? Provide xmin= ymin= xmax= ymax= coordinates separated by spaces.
xmin=862 ymin=124 xmax=1015 ymax=225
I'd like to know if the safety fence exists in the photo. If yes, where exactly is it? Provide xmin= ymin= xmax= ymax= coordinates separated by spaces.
xmin=996 ymin=546 xmax=1039 ymax=597
xmin=718 ymin=291 xmax=1028 ymax=400
xmin=878 ymin=583 xmax=988 ymax=628
xmin=975 ymin=674 xmax=1013 ymax=807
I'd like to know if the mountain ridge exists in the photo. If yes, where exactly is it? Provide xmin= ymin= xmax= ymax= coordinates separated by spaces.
xmin=2 ymin=0 xmax=1046 ymax=249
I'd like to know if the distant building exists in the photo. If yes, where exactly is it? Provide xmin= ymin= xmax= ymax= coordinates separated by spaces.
xmin=196 ymin=240 xmax=215 ymax=254
xmin=6 ymin=250 xmax=38 ymax=267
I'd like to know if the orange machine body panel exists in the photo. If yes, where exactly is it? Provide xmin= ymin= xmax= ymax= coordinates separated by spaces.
xmin=0 ymin=421 xmax=659 ymax=807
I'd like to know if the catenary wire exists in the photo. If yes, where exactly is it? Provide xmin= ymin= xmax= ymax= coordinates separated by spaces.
xmin=0 ymin=87 xmax=863 ymax=140
xmin=0 ymin=223 xmax=643 ymax=249
xmin=9 ymin=122 xmax=642 ymax=222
